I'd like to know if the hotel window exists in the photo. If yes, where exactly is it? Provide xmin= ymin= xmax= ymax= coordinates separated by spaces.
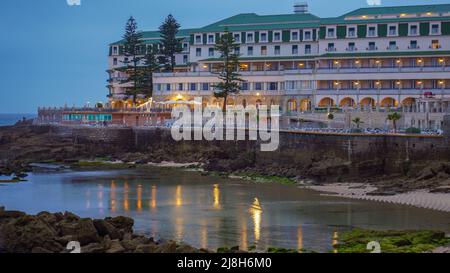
xmin=327 ymin=28 xmax=335 ymax=38
xmin=305 ymin=44 xmax=311 ymax=54
xmin=195 ymin=35 xmax=202 ymax=44
xmin=273 ymin=32 xmax=281 ymax=41
xmin=247 ymin=46 xmax=254 ymax=56
xmin=291 ymin=31 xmax=299 ymax=41
xmin=347 ymin=42 xmax=355 ymax=51
xmin=202 ymin=83 xmax=209 ymax=91
xmin=292 ymin=45 xmax=298 ymax=55
xmin=196 ymin=48 xmax=202 ymax=57
xmin=409 ymin=40 xmax=418 ymax=49
xmin=304 ymin=31 xmax=311 ymax=41
xmin=260 ymin=32 xmax=267 ymax=42
xmin=409 ymin=25 xmax=418 ymax=35
xmin=183 ymin=55 xmax=188 ymax=64
xmin=431 ymin=40 xmax=441 ymax=49
xmin=389 ymin=25 xmax=397 ymax=36
xmin=254 ymin=82 xmax=263 ymax=90
xmin=368 ymin=26 xmax=376 ymax=37
xmin=234 ymin=47 xmax=240 ymax=55
xmin=124 ymin=57 xmax=129 ymax=63
xmin=286 ymin=81 xmax=296 ymax=90
xmin=242 ymin=82 xmax=249 ymax=91
xmin=208 ymin=48 xmax=214 ymax=57
xmin=268 ymin=82 xmax=278 ymax=91
xmin=190 ymin=83 xmax=197 ymax=91
xmin=274 ymin=45 xmax=281 ymax=55
xmin=368 ymin=42 xmax=377 ymax=51
xmin=347 ymin=27 xmax=356 ymax=37
xmin=247 ymin=33 xmax=254 ymax=43
xmin=178 ymin=83 xmax=183 ymax=91
xmin=165 ymin=84 xmax=171 ymax=91
xmin=233 ymin=33 xmax=241 ymax=43
xmin=183 ymin=43 xmax=189 ymax=51
xmin=113 ymin=47 xmax=118 ymax=55
xmin=431 ymin=24 xmax=440 ymax=35
xmin=207 ymin=34 xmax=214 ymax=44
xmin=113 ymin=58 xmax=118 ymax=66
xmin=388 ymin=41 xmax=397 ymax=50
xmin=327 ymin=43 xmax=335 ymax=51
xmin=261 ymin=46 xmax=267 ymax=55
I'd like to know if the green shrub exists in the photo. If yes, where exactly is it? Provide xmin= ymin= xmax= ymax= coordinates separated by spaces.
xmin=405 ymin=127 xmax=421 ymax=134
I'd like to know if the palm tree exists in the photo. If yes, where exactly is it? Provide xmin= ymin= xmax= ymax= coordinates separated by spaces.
xmin=352 ymin=117 xmax=364 ymax=129
xmin=387 ymin=112 xmax=402 ymax=132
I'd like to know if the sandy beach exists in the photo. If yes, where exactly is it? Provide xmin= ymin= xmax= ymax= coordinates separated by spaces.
xmin=305 ymin=183 xmax=450 ymax=213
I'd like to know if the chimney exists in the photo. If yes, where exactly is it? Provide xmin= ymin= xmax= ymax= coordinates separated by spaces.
xmin=294 ymin=2 xmax=308 ymax=14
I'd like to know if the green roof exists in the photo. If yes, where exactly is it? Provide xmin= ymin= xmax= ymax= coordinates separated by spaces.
xmin=320 ymin=15 xmax=450 ymax=25
xmin=110 ymin=28 xmax=198 ymax=46
xmin=343 ymin=4 xmax=450 ymax=17
xmin=197 ymin=13 xmax=320 ymax=32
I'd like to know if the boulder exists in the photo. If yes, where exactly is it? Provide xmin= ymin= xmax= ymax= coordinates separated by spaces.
xmin=74 ymin=218 xmax=100 ymax=245
xmin=93 ymin=219 xmax=120 ymax=240
xmin=105 ymin=216 xmax=134 ymax=233
xmin=134 ymin=244 xmax=158 ymax=253
xmin=155 ymin=241 xmax=177 ymax=253
xmin=81 ymin=243 xmax=105 ymax=253
xmin=31 ymin=247 xmax=53 ymax=253
xmin=105 ymin=240 xmax=125 ymax=254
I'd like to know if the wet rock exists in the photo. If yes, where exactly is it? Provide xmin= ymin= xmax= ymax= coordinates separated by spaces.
xmin=81 ymin=243 xmax=105 ymax=253
xmin=31 ymin=247 xmax=53 ymax=253
xmin=93 ymin=219 xmax=120 ymax=240
xmin=134 ymin=244 xmax=158 ymax=253
xmin=155 ymin=241 xmax=177 ymax=253
xmin=105 ymin=240 xmax=125 ymax=254
xmin=105 ymin=216 xmax=134 ymax=234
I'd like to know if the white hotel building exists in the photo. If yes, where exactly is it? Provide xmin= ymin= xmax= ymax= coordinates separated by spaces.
xmin=107 ymin=3 xmax=450 ymax=115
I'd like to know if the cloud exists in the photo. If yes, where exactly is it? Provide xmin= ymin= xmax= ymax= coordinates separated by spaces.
xmin=66 ymin=0 xmax=81 ymax=6
xmin=367 ymin=0 xmax=382 ymax=6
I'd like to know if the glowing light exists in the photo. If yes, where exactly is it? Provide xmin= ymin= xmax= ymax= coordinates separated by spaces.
xmin=417 ymin=59 xmax=423 ymax=63
xmin=334 ymin=61 xmax=340 ymax=65
xmin=297 ymin=226 xmax=303 ymax=253
xmin=241 ymin=222 xmax=248 ymax=251
xmin=137 ymin=184 xmax=142 ymax=212
xmin=256 ymin=92 xmax=261 ymax=96
xmin=332 ymin=231 xmax=339 ymax=254
xmin=375 ymin=81 xmax=381 ymax=85
xmin=176 ymin=185 xmax=183 ymax=207
xmin=110 ymin=181 xmax=116 ymax=213
xmin=438 ymin=59 xmax=444 ymax=63
xmin=213 ymin=184 xmax=221 ymax=209
xmin=150 ymin=185 xmax=157 ymax=210
xmin=123 ymin=181 xmax=129 ymax=211
xmin=396 ymin=81 xmax=401 ymax=85
xmin=176 ymin=93 xmax=183 ymax=100
xmin=355 ymin=60 xmax=360 ymax=64
xmin=400 ymin=13 xmax=407 ymax=17
xmin=250 ymin=198 xmax=262 ymax=243
xmin=417 ymin=81 xmax=423 ymax=85
xmin=396 ymin=59 xmax=402 ymax=64
xmin=375 ymin=60 xmax=381 ymax=64
xmin=439 ymin=81 xmax=445 ymax=85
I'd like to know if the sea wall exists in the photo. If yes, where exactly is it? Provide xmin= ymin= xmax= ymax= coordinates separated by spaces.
xmin=49 ymin=125 xmax=450 ymax=180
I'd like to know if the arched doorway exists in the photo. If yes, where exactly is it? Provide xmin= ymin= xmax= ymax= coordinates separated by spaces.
xmin=318 ymin=97 xmax=334 ymax=107
xmin=360 ymin=97 xmax=376 ymax=108
xmin=339 ymin=97 xmax=356 ymax=108
xmin=300 ymin=99 xmax=311 ymax=112
xmin=402 ymin=97 xmax=416 ymax=106
xmin=287 ymin=99 xmax=297 ymax=112
xmin=381 ymin=97 xmax=397 ymax=107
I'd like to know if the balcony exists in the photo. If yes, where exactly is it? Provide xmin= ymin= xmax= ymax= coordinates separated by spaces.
xmin=316 ymin=88 xmax=450 ymax=96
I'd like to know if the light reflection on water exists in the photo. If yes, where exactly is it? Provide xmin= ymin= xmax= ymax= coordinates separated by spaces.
xmin=0 ymin=168 xmax=449 ymax=252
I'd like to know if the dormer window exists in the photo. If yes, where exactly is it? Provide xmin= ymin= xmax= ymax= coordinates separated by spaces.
xmin=327 ymin=28 xmax=335 ymax=38
xmin=388 ymin=41 xmax=397 ymax=50
xmin=273 ymin=31 xmax=281 ymax=42
xmin=113 ymin=46 xmax=118 ymax=55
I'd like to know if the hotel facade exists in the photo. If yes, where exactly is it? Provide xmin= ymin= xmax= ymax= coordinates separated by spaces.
xmin=107 ymin=3 xmax=450 ymax=116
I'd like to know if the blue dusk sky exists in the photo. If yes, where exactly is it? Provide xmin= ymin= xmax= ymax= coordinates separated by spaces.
xmin=0 ymin=0 xmax=449 ymax=114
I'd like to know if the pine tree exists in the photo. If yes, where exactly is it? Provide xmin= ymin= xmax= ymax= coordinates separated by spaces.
xmin=212 ymin=30 xmax=244 ymax=112
xmin=158 ymin=14 xmax=182 ymax=72
xmin=141 ymin=49 xmax=161 ymax=98
xmin=120 ymin=16 xmax=144 ymax=104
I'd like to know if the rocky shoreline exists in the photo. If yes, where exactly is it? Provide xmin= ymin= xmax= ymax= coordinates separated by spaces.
xmin=1 ymin=123 xmax=450 ymax=195
xmin=0 ymin=207 xmax=207 ymax=253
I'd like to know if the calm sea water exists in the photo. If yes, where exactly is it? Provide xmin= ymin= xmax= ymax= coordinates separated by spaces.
xmin=0 ymin=114 xmax=36 ymax=126
xmin=0 ymin=167 xmax=449 ymax=252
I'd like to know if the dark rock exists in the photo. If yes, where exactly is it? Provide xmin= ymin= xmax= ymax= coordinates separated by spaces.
xmin=105 ymin=216 xmax=134 ymax=233
xmin=0 ymin=210 xmax=26 ymax=220
xmin=93 ymin=219 xmax=120 ymax=239
xmin=155 ymin=241 xmax=177 ymax=253
xmin=81 ymin=243 xmax=105 ymax=253
xmin=134 ymin=244 xmax=158 ymax=253
xmin=74 ymin=218 xmax=100 ymax=245
xmin=31 ymin=247 xmax=53 ymax=253
xmin=105 ymin=240 xmax=125 ymax=253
